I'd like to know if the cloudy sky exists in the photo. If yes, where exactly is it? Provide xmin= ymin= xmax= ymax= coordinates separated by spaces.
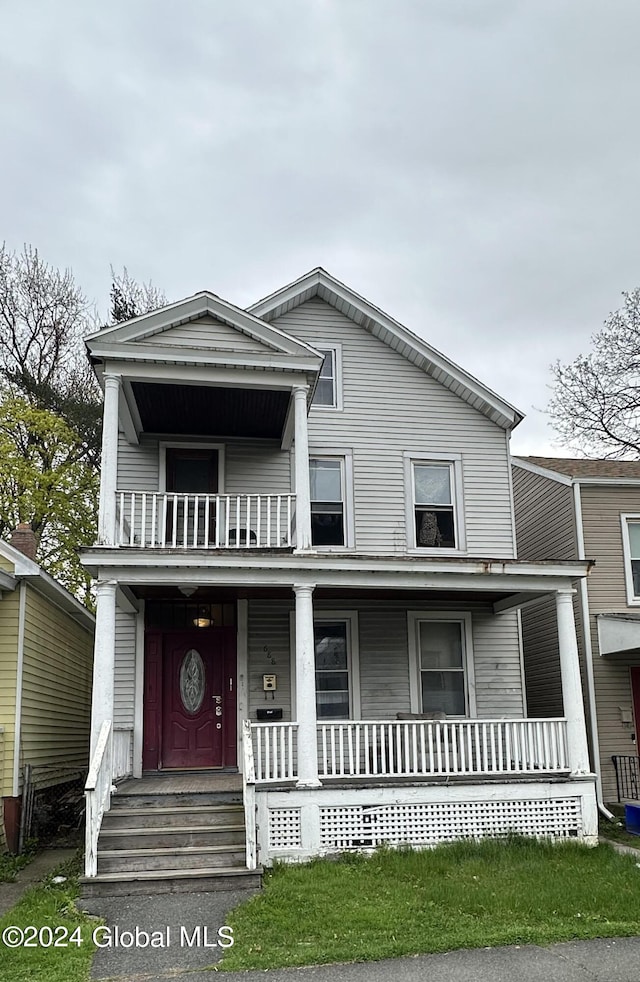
xmin=2 ymin=0 xmax=639 ymax=455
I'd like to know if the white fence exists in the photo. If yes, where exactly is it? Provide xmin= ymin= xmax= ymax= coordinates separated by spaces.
xmin=251 ymin=718 xmax=569 ymax=783
xmin=116 ymin=491 xmax=296 ymax=549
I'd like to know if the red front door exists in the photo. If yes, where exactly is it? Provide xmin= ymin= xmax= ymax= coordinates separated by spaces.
xmin=157 ymin=629 xmax=236 ymax=769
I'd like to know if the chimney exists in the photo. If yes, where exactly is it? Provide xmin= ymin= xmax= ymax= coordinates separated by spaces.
xmin=10 ymin=523 xmax=38 ymax=562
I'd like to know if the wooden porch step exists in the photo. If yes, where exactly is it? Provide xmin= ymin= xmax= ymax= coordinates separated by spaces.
xmin=80 ymin=865 xmax=262 ymax=898
xmin=98 ymin=844 xmax=246 ymax=873
xmin=99 ymin=823 xmax=246 ymax=850
xmin=111 ymin=791 xmax=243 ymax=809
xmin=103 ymin=803 xmax=244 ymax=829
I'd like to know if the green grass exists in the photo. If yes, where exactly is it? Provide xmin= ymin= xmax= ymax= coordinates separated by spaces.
xmin=220 ymin=838 xmax=640 ymax=971
xmin=0 ymin=840 xmax=38 ymax=882
xmin=0 ymin=853 xmax=98 ymax=982
xmin=599 ymin=815 xmax=640 ymax=849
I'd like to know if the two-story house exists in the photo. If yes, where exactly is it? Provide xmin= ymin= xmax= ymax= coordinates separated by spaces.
xmin=513 ymin=456 xmax=640 ymax=810
xmin=80 ymin=268 xmax=596 ymax=897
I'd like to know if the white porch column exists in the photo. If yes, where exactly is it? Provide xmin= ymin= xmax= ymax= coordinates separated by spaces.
xmin=293 ymin=385 xmax=313 ymax=552
xmin=556 ymin=589 xmax=591 ymax=775
xmin=98 ymin=373 xmax=122 ymax=546
xmin=90 ymin=580 xmax=117 ymax=760
xmin=294 ymin=583 xmax=321 ymax=788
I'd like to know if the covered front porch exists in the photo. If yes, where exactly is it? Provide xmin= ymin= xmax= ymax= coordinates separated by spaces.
xmin=80 ymin=553 xmax=597 ymax=879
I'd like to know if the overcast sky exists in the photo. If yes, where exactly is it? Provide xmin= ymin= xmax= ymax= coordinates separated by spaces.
xmin=2 ymin=0 xmax=639 ymax=455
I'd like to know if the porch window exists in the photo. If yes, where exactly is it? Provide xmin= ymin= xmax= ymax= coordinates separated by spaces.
xmin=408 ymin=612 xmax=474 ymax=717
xmin=413 ymin=462 xmax=456 ymax=548
xmin=314 ymin=620 xmax=350 ymax=719
xmin=310 ymin=458 xmax=344 ymax=546
xmin=622 ymin=515 xmax=640 ymax=603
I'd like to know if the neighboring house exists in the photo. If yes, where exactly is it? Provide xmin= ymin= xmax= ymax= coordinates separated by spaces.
xmin=0 ymin=525 xmax=94 ymax=853
xmin=513 ymin=456 xmax=640 ymax=808
xmin=80 ymin=268 xmax=596 ymax=896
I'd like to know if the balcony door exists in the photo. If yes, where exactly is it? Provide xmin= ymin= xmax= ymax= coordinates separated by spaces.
xmin=165 ymin=447 xmax=219 ymax=545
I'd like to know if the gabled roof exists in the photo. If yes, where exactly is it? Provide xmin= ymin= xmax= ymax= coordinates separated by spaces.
xmin=521 ymin=457 xmax=640 ymax=480
xmin=85 ymin=290 xmax=321 ymax=361
xmin=249 ymin=267 xmax=524 ymax=431
xmin=0 ymin=540 xmax=95 ymax=632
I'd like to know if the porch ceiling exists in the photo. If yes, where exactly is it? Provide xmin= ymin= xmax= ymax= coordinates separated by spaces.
xmin=130 ymin=381 xmax=290 ymax=438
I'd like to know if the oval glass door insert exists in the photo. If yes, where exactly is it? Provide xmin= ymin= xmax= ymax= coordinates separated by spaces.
xmin=180 ymin=648 xmax=205 ymax=714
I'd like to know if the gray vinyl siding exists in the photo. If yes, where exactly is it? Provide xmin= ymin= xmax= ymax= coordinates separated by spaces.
xmin=247 ymin=599 xmax=523 ymax=720
xmin=117 ymin=433 xmax=159 ymax=491
xmin=512 ymin=465 xmax=577 ymax=561
xmin=116 ymin=435 xmax=290 ymax=496
xmin=225 ymin=442 xmax=291 ymax=495
xmin=579 ymin=484 xmax=640 ymax=801
xmin=143 ymin=317 xmax=273 ymax=353
xmin=512 ymin=465 xmax=581 ymax=720
xmin=114 ymin=609 xmax=136 ymax=728
xmin=520 ymin=598 xmax=563 ymax=718
xmin=272 ymin=298 xmax=515 ymax=558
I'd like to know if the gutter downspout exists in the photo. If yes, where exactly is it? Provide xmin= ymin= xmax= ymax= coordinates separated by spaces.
xmin=573 ymin=481 xmax=615 ymax=821
xmin=12 ymin=581 xmax=27 ymax=798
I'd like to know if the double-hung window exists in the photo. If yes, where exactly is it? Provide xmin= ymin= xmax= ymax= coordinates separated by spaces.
xmin=621 ymin=515 xmax=640 ymax=603
xmin=311 ymin=346 xmax=342 ymax=409
xmin=314 ymin=620 xmax=350 ymax=719
xmin=411 ymin=460 xmax=459 ymax=549
xmin=408 ymin=613 xmax=474 ymax=717
xmin=310 ymin=458 xmax=345 ymax=546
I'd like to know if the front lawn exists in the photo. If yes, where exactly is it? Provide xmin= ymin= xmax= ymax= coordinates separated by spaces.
xmin=221 ymin=838 xmax=640 ymax=971
xmin=0 ymin=854 xmax=97 ymax=982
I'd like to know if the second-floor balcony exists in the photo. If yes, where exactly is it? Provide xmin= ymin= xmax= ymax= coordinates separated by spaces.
xmin=116 ymin=490 xmax=297 ymax=549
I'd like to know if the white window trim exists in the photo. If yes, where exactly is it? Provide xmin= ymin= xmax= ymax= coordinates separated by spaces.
xmin=407 ymin=611 xmax=476 ymax=717
xmin=404 ymin=452 xmax=466 ymax=555
xmin=159 ymin=441 xmax=226 ymax=493
xmin=621 ymin=514 xmax=640 ymax=606
xmin=310 ymin=342 xmax=343 ymax=412
xmin=292 ymin=448 xmax=355 ymax=550
xmin=290 ymin=610 xmax=361 ymax=720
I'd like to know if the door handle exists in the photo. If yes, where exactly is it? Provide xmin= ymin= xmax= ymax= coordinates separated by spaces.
xmin=212 ymin=695 xmax=222 ymax=704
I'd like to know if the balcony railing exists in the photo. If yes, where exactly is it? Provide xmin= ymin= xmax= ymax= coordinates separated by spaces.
xmin=250 ymin=718 xmax=569 ymax=784
xmin=116 ymin=490 xmax=296 ymax=549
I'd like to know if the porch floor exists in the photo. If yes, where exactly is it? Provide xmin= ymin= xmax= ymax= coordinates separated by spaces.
xmin=116 ymin=771 xmax=243 ymax=795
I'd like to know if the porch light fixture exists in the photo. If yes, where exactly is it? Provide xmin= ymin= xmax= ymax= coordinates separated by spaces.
xmin=193 ymin=616 xmax=211 ymax=628
xmin=179 ymin=585 xmax=197 ymax=598
xmin=193 ymin=604 xmax=212 ymax=628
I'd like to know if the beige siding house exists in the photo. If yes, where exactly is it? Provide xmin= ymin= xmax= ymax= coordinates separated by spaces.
xmin=0 ymin=530 xmax=94 ymax=852
xmin=80 ymin=268 xmax=596 ymax=897
xmin=513 ymin=457 xmax=640 ymax=806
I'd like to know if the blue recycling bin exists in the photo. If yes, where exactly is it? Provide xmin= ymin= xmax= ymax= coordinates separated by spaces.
xmin=624 ymin=803 xmax=640 ymax=836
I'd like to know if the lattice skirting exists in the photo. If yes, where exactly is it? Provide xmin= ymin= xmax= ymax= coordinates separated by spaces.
xmin=318 ymin=797 xmax=581 ymax=850
xmin=256 ymin=780 xmax=597 ymax=863
xmin=268 ymin=808 xmax=302 ymax=849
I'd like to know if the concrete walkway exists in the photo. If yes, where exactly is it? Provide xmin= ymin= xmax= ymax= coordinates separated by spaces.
xmin=0 ymin=848 xmax=77 ymax=917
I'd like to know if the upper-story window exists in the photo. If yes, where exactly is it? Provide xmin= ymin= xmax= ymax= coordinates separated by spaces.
xmin=621 ymin=515 xmax=640 ymax=604
xmin=311 ymin=345 xmax=342 ymax=410
xmin=413 ymin=462 xmax=456 ymax=548
xmin=310 ymin=458 xmax=344 ymax=546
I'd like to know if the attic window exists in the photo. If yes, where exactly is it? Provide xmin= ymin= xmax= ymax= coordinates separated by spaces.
xmin=311 ymin=346 xmax=342 ymax=410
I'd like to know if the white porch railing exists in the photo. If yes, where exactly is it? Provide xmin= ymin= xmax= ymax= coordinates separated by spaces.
xmin=116 ymin=491 xmax=296 ymax=549
xmin=250 ymin=718 xmax=569 ymax=783
xmin=84 ymin=720 xmax=113 ymax=878
xmin=242 ymin=720 xmax=258 ymax=871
